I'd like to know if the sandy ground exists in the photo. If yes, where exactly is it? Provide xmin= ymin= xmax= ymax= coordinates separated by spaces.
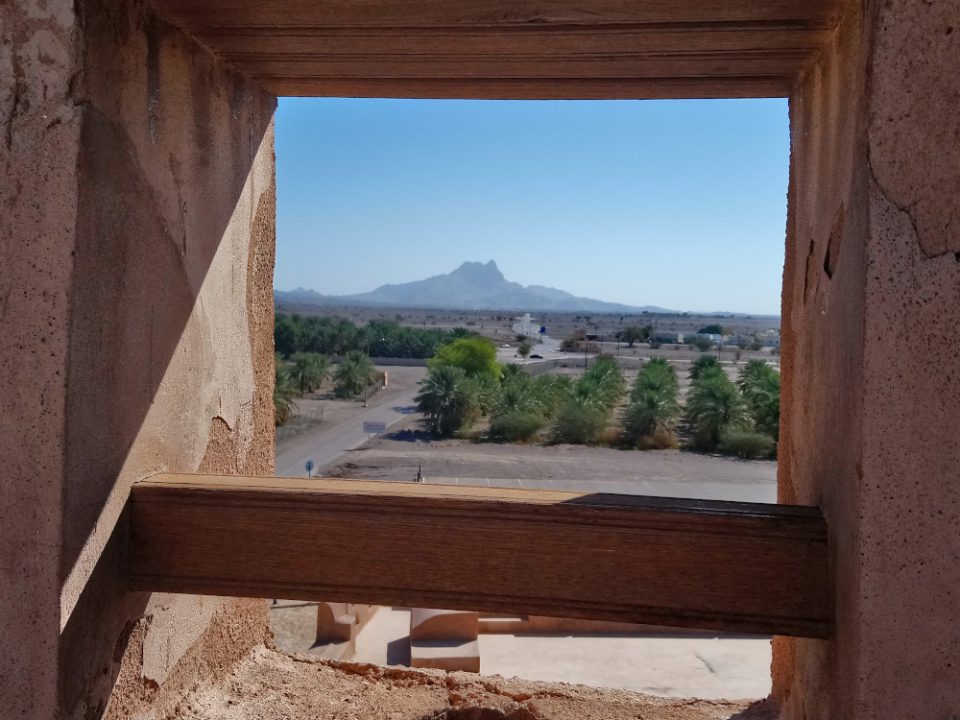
xmin=171 ymin=644 xmax=771 ymax=720
xmin=271 ymin=605 xmax=771 ymax=700
xmin=327 ymin=424 xmax=776 ymax=502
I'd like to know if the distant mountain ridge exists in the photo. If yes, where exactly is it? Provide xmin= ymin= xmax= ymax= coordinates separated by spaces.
xmin=275 ymin=260 xmax=673 ymax=313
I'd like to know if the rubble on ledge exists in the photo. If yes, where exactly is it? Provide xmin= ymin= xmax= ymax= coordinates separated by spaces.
xmin=160 ymin=645 xmax=772 ymax=720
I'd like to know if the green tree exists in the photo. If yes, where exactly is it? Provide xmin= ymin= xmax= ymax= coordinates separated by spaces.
xmin=291 ymin=352 xmax=330 ymax=394
xmin=430 ymin=337 xmax=501 ymax=379
xmin=689 ymin=353 xmax=722 ymax=380
xmin=550 ymin=390 xmax=610 ymax=445
xmin=333 ymin=351 xmax=374 ymax=399
xmin=698 ymin=324 xmax=726 ymax=335
xmin=579 ymin=355 xmax=626 ymax=410
xmin=621 ymin=325 xmax=651 ymax=348
xmin=273 ymin=355 xmax=298 ymax=426
xmin=622 ymin=358 xmax=680 ymax=448
xmin=415 ymin=365 xmax=480 ymax=437
xmin=500 ymin=363 xmax=525 ymax=381
xmin=518 ymin=340 xmax=532 ymax=363
xmin=489 ymin=372 xmax=546 ymax=442
xmin=274 ymin=314 xmax=302 ymax=358
xmin=738 ymin=359 xmax=781 ymax=440
xmin=685 ymin=373 xmax=750 ymax=450
xmin=549 ymin=357 xmax=624 ymax=445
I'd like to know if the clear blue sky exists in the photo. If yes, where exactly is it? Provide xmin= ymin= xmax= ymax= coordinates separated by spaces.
xmin=275 ymin=98 xmax=789 ymax=315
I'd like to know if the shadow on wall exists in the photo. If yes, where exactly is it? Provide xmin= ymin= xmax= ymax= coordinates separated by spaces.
xmin=58 ymin=0 xmax=276 ymax=714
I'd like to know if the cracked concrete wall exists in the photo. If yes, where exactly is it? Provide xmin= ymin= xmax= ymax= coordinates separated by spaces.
xmin=1 ymin=0 xmax=277 ymax=717
xmin=774 ymin=1 xmax=960 ymax=717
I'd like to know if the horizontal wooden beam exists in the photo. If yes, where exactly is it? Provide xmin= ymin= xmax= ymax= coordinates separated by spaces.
xmin=129 ymin=474 xmax=831 ymax=637
xmin=261 ymin=77 xmax=793 ymax=100
xmin=148 ymin=1 xmax=846 ymax=31
xmin=145 ymin=0 xmax=841 ymax=98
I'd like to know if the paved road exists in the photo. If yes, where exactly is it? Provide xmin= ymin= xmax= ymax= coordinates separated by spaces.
xmin=274 ymin=367 xmax=426 ymax=477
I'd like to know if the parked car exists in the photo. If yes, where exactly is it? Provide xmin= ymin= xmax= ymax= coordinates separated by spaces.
xmin=529 ymin=354 xmax=543 ymax=359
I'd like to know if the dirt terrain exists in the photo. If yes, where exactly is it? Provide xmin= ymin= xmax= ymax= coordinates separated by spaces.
xmin=168 ymin=644 xmax=768 ymax=720
xmin=326 ymin=417 xmax=775 ymax=500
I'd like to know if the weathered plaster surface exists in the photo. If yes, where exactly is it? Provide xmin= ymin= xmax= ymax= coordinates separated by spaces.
xmin=774 ymin=0 xmax=960 ymax=717
xmin=0 ymin=1 xmax=80 ymax=717
xmin=868 ymin=0 xmax=960 ymax=258
xmin=3 ymin=0 xmax=276 ymax=716
xmin=59 ymin=1 xmax=277 ymax=716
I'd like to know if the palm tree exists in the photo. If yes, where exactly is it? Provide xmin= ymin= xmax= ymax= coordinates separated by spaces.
xmin=291 ymin=352 xmax=330 ymax=394
xmin=549 ymin=360 xmax=623 ymax=445
xmin=689 ymin=353 xmax=722 ymax=380
xmin=415 ymin=365 xmax=479 ymax=437
xmin=685 ymin=373 xmax=750 ymax=450
xmin=550 ymin=391 xmax=609 ymax=444
xmin=738 ymin=360 xmax=781 ymax=439
xmin=622 ymin=358 xmax=680 ymax=448
xmin=333 ymin=351 xmax=374 ymax=399
xmin=580 ymin=355 xmax=626 ymax=410
xmin=273 ymin=355 xmax=298 ymax=426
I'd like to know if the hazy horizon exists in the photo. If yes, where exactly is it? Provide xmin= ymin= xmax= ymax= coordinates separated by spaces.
xmin=276 ymin=258 xmax=781 ymax=317
xmin=275 ymin=98 xmax=789 ymax=315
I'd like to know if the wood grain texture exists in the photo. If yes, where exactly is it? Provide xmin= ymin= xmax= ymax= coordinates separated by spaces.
xmin=129 ymin=474 xmax=831 ymax=637
xmin=143 ymin=0 xmax=845 ymax=98
xmin=263 ymin=77 xmax=794 ymax=100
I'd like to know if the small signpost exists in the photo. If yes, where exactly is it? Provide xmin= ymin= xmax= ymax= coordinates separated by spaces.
xmin=363 ymin=421 xmax=387 ymax=435
xmin=305 ymin=459 xmax=315 ymax=478
xmin=363 ymin=421 xmax=387 ymax=444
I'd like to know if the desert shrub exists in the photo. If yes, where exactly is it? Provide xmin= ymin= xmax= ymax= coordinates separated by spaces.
xmin=719 ymin=430 xmax=777 ymax=459
xmin=488 ymin=409 xmax=545 ymax=442
xmin=550 ymin=396 xmax=609 ymax=444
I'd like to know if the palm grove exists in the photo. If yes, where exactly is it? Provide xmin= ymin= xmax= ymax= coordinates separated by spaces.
xmin=273 ymin=314 xmax=780 ymax=459
xmin=273 ymin=314 xmax=468 ymax=426
xmin=415 ymin=338 xmax=781 ymax=459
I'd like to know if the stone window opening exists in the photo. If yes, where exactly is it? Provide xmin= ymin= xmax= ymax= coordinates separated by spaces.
xmin=6 ymin=0 xmax=959 ymax=718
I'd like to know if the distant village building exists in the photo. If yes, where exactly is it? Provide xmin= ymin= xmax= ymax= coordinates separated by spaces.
xmin=650 ymin=331 xmax=684 ymax=344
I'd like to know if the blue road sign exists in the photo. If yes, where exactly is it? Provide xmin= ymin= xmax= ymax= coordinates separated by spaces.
xmin=539 ymin=326 xmax=547 ymax=334
xmin=305 ymin=459 xmax=315 ymax=476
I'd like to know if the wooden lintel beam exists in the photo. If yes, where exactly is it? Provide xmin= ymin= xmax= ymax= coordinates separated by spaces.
xmin=129 ymin=474 xmax=831 ymax=638
xmin=261 ymin=77 xmax=793 ymax=100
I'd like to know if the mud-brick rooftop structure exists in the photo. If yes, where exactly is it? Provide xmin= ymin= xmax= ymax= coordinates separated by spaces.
xmin=2 ymin=1 xmax=958 ymax=718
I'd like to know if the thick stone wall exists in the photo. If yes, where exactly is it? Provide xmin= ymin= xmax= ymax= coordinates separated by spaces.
xmin=774 ymin=0 xmax=960 ymax=717
xmin=1 ymin=0 xmax=277 ymax=717
xmin=1 ymin=3 xmax=81 ymax=717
